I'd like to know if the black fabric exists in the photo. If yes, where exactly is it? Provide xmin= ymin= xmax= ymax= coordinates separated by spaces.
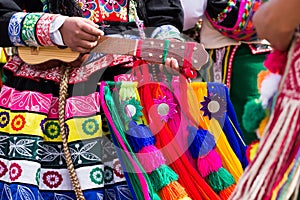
xmin=206 ymin=0 xmax=240 ymax=28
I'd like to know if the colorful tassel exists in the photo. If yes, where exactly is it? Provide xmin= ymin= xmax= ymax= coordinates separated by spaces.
xmin=219 ymin=184 xmax=236 ymax=200
xmin=158 ymin=181 xmax=191 ymax=200
xmin=137 ymin=146 xmax=166 ymax=172
xmin=264 ymin=50 xmax=288 ymax=75
xmin=188 ymin=127 xmax=236 ymax=199
xmin=149 ymin=164 xmax=178 ymax=192
xmin=242 ymin=99 xmax=266 ymax=133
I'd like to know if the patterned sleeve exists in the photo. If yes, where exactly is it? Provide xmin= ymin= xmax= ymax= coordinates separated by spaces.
xmin=0 ymin=0 xmax=60 ymax=47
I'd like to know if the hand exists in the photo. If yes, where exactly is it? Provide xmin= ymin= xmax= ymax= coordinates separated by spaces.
xmin=60 ymin=17 xmax=104 ymax=53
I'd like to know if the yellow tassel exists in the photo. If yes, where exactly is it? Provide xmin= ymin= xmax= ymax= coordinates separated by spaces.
xmin=257 ymin=112 xmax=270 ymax=139
xmin=257 ymin=70 xmax=271 ymax=92
xmin=219 ymin=184 xmax=236 ymax=200
xmin=158 ymin=181 xmax=191 ymax=200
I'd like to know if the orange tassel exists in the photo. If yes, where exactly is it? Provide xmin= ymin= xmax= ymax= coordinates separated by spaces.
xmin=158 ymin=181 xmax=191 ymax=200
xmin=219 ymin=184 xmax=236 ymax=200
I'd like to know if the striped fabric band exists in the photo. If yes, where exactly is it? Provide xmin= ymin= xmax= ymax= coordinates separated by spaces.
xmin=36 ymin=13 xmax=59 ymax=46
xmin=21 ymin=13 xmax=44 ymax=46
xmin=8 ymin=12 xmax=28 ymax=46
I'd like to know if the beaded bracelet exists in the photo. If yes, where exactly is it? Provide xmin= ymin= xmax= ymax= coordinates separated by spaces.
xmin=21 ymin=13 xmax=44 ymax=46
xmin=8 ymin=12 xmax=28 ymax=46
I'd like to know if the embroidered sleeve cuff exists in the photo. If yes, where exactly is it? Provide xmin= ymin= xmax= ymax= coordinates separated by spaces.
xmin=50 ymin=15 xmax=68 ymax=46
xmin=36 ymin=13 xmax=60 ymax=46
xmin=8 ymin=12 xmax=28 ymax=46
xmin=151 ymin=25 xmax=184 ymax=41
xmin=21 ymin=13 xmax=44 ymax=46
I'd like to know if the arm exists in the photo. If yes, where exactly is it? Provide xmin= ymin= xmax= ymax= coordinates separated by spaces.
xmin=253 ymin=0 xmax=300 ymax=51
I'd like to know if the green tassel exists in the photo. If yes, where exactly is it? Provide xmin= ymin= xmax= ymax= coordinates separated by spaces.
xmin=242 ymin=99 xmax=266 ymax=132
xmin=149 ymin=164 xmax=179 ymax=192
xmin=206 ymin=167 xmax=236 ymax=192
xmin=153 ymin=192 xmax=161 ymax=200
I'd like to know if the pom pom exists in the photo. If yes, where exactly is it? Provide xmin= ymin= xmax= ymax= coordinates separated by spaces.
xmin=137 ymin=146 xmax=166 ymax=173
xmin=158 ymin=181 xmax=191 ymax=200
xmin=257 ymin=112 xmax=270 ymax=139
xmin=257 ymin=70 xmax=271 ymax=92
xmin=264 ymin=50 xmax=288 ymax=74
xmin=149 ymin=164 xmax=178 ymax=192
xmin=219 ymin=184 xmax=236 ymax=200
xmin=246 ymin=140 xmax=260 ymax=162
xmin=242 ymin=99 xmax=266 ymax=133
xmin=126 ymin=121 xmax=155 ymax=152
xmin=197 ymin=149 xmax=222 ymax=177
xmin=187 ymin=126 xmax=216 ymax=158
xmin=260 ymin=73 xmax=281 ymax=108
xmin=206 ymin=167 xmax=236 ymax=193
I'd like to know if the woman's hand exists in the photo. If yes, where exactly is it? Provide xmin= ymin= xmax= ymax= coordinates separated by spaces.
xmin=60 ymin=17 xmax=104 ymax=53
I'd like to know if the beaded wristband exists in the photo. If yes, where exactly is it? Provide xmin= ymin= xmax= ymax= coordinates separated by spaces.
xmin=36 ymin=13 xmax=59 ymax=46
xmin=21 ymin=13 xmax=44 ymax=46
xmin=8 ymin=12 xmax=28 ymax=46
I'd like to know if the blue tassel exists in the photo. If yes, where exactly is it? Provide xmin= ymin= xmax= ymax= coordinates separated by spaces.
xmin=187 ymin=126 xmax=216 ymax=158
xmin=126 ymin=121 xmax=155 ymax=153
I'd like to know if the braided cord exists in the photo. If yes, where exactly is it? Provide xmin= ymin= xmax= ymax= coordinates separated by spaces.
xmin=59 ymin=65 xmax=85 ymax=200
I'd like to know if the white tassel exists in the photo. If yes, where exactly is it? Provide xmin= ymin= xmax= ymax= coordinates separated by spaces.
xmin=260 ymin=73 xmax=282 ymax=108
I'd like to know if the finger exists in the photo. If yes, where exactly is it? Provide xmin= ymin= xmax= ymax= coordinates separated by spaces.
xmin=83 ymin=18 xmax=100 ymax=28
xmin=73 ymin=46 xmax=91 ymax=54
xmin=170 ymin=58 xmax=179 ymax=71
xmin=80 ymin=21 xmax=103 ymax=37
xmin=75 ymin=40 xmax=98 ymax=50
xmin=77 ymin=31 xmax=99 ymax=42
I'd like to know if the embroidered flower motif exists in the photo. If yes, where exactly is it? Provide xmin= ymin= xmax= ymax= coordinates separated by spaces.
xmin=9 ymin=163 xmax=22 ymax=181
xmin=104 ymin=165 xmax=114 ymax=183
xmin=42 ymin=171 xmax=63 ymax=188
xmin=40 ymin=119 xmax=69 ymax=140
xmin=35 ymin=168 xmax=40 ymax=185
xmin=153 ymin=96 xmax=177 ymax=122
xmin=200 ymin=94 xmax=227 ymax=120
xmin=90 ymin=167 xmax=104 ymax=185
xmin=11 ymin=114 xmax=26 ymax=131
xmin=82 ymin=118 xmax=99 ymax=135
xmin=123 ymin=98 xmax=143 ymax=121
xmin=0 ymin=112 xmax=9 ymax=128
xmin=113 ymin=160 xmax=124 ymax=178
xmin=77 ymin=0 xmax=98 ymax=19
xmin=99 ymin=0 xmax=127 ymax=13
xmin=0 ymin=160 xmax=8 ymax=178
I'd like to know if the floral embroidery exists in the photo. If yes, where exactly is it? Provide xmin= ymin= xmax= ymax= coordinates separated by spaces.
xmin=123 ymin=98 xmax=143 ymax=121
xmin=113 ymin=160 xmax=124 ymax=178
xmin=200 ymin=94 xmax=227 ymax=120
xmin=41 ymin=119 xmax=69 ymax=140
xmin=99 ymin=0 xmax=127 ymax=13
xmin=77 ymin=0 xmax=100 ymax=22
xmin=11 ymin=114 xmax=26 ymax=131
xmin=42 ymin=171 xmax=63 ymax=188
xmin=35 ymin=168 xmax=40 ymax=185
xmin=90 ymin=167 xmax=104 ymax=185
xmin=0 ymin=160 xmax=8 ymax=178
xmin=10 ymin=163 xmax=22 ymax=181
xmin=82 ymin=118 xmax=99 ymax=135
xmin=153 ymin=96 xmax=178 ymax=122
xmin=44 ymin=121 xmax=60 ymax=139
xmin=104 ymin=165 xmax=114 ymax=183
xmin=0 ymin=112 xmax=9 ymax=128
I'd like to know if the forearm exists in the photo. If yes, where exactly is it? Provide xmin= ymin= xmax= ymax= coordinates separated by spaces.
xmin=253 ymin=0 xmax=300 ymax=51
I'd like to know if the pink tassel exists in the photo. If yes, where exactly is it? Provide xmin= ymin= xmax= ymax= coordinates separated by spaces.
xmin=264 ymin=50 xmax=288 ymax=75
xmin=137 ymin=146 xmax=166 ymax=173
xmin=197 ymin=149 xmax=222 ymax=177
